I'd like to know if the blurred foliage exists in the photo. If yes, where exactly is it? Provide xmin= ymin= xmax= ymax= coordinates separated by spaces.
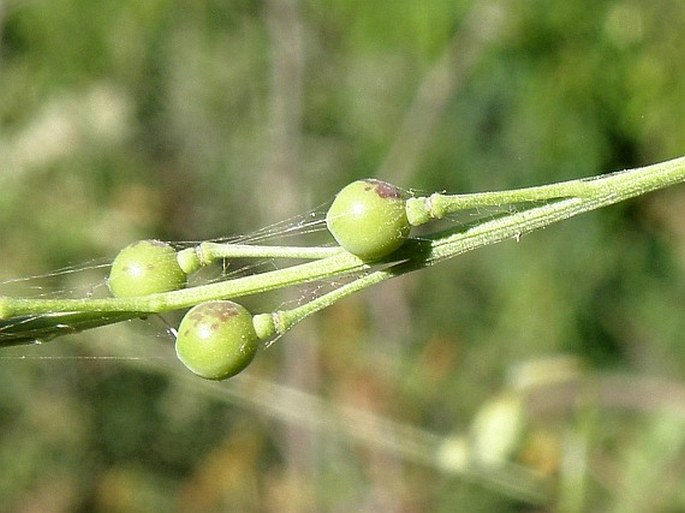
xmin=1 ymin=0 xmax=685 ymax=512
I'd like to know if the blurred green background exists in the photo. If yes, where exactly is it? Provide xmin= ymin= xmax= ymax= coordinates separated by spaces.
xmin=1 ymin=0 xmax=685 ymax=511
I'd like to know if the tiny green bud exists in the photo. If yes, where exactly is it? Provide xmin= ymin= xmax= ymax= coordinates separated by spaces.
xmin=326 ymin=179 xmax=411 ymax=260
xmin=108 ymin=239 xmax=187 ymax=297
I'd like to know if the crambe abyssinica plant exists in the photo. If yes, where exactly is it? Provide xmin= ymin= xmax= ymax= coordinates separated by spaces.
xmin=1 ymin=155 xmax=684 ymax=379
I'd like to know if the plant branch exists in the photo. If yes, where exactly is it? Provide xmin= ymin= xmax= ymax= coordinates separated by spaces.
xmin=258 ymin=155 xmax=685 ymax=339
xmin=1 ymin=155 xmax=684 ymax=346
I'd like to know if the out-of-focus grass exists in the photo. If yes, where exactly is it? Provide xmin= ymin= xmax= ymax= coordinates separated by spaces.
xmin=1 ymin=0 xmax=685 ymax=511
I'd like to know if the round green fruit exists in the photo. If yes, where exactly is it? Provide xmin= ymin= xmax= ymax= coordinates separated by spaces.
xmin=326 ymin=179 xmax=410 ymax=260
xmin=108 ymin=239 xmax=187 ymax=297
xmin=175 ymin=301 xmax=259 ymax=380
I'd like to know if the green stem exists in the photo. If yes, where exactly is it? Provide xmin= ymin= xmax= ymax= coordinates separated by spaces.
xmin=177 ymin=242 xmax=342 ymax=274
xmin=0 ymin=251 xmax=369 ymax=319
xmin=0 ymin=311 xmax=139 ymax=346
xmin=405 ymin=156 xmax=685 ymax=225
xmin=198 ymin=241 xmax=342 ymax=260
xmin=253 ymin=268 xmax=396 ymax=341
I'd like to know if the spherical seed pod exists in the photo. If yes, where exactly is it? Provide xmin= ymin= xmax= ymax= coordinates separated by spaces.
xmin=325 ymin=179 xmax=411 ymax=260
xmin=108 ymin=239 xmax=187 ymax=297
xmin=175 ymin=301 xmax=259 ymax=380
